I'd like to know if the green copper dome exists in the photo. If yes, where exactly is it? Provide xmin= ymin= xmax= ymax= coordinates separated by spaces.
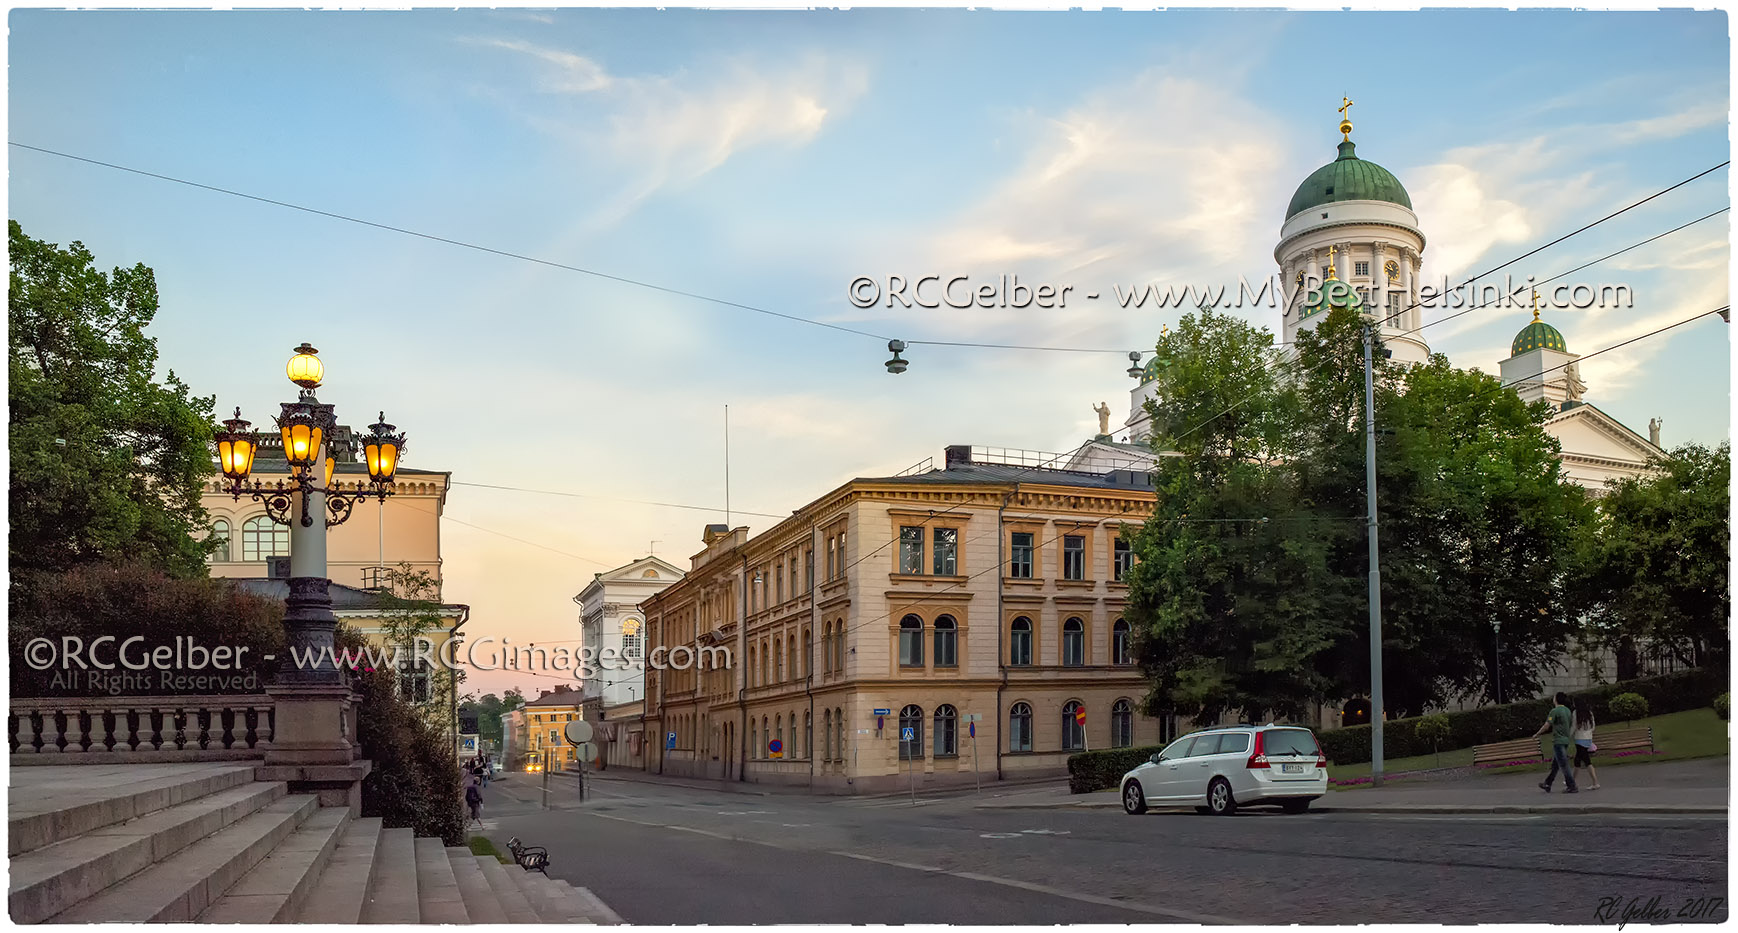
xmin=1286 ymin=140 xmax=1413 ymax=220
xmin=1300 ymin=275 xmax=1364 ymax=321
xmin=1511 ymin=317 xmax=1568 ymax=356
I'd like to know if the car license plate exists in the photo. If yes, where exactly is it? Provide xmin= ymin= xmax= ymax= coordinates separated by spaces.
xmin=1281 ymin=763 xmax=1304 ymax=773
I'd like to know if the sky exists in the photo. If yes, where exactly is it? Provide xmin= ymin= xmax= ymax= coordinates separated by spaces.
xmin=8 ymin=8 xmax=1731 ymax=697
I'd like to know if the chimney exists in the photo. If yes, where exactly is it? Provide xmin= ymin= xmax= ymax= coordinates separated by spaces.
xmin=703 ymin=523 xmax=729 ymax=545
xmin=944 ymin=445 xmax=972 ymax=468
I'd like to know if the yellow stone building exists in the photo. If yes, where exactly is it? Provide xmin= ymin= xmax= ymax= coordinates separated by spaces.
xmin=503 ymin=687 xmax=585 ymax=772
xmin=642 ymin=445 xmax=1172 ymax=793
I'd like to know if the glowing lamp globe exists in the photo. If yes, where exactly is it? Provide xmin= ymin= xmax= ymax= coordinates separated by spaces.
xmin=365 ymin=412 xmax=406 ymax=485
xmin=277 ymin=411 xmax=323 ymax=473
xmin=215 ymin=408 xmax=257 ymax=483
xmin=286 ymin=343 xmax=324 ymax=390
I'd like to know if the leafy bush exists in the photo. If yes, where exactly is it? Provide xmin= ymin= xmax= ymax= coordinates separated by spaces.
xmin=343 ymin=626 xmax=463 ymax=844
xmin=1717 ymin=693 xmax=1730 ymax=721
xmin=1316 ymin=669 xmax=1722 ymax=765
xmin=1066 ymin=744 xmax=1165 ymax=794
xmin=9 ymin=562 xmax=283 ymax=696
xmin=1414 ymin=713 xmax=1453 ymax=766
xmin=1610 ymin=693 xmax=1649 ymax=724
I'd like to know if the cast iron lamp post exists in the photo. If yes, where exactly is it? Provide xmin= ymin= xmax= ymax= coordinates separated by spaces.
xmin=212 ymin=343 xmax=405 ymax=778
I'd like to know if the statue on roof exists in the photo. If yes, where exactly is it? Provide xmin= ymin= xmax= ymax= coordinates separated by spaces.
xmin=1094 ymin=402 xmax=1112 ymax=436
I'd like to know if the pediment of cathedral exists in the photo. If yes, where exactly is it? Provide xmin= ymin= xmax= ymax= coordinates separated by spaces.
xmin=1546 ymin=404 xmax=1660 ymax=468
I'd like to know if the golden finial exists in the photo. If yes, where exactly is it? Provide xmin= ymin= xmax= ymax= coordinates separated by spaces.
xmin=1531 ymin=288 xmax=1541 ymax=322
xmin=1326 ymin=244 xmax=1338 ymax=280
xmin=1338 ymin=96 xmax=1354 ymax=140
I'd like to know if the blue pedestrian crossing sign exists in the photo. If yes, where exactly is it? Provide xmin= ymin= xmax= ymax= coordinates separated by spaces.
xmin=901 ymin=726 xmax=915 ymax=741
xmin=666 ymin=732 xmax=677 ymax=749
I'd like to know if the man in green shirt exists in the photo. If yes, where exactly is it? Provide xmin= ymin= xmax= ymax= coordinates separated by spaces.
xmin=1533 ymin=692 xmax=1580 ymax=793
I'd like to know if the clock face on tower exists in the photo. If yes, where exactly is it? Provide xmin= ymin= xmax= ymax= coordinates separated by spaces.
xmin=1384 ymin=260 xmax=1400 ymax=282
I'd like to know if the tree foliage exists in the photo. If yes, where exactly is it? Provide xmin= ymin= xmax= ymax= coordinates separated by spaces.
xmin=8 ymin=220 xmax=218 ymax=581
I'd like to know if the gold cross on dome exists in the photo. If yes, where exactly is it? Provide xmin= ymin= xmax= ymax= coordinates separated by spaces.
xmin=1339 ymin=96 xmax=1354 ymax=118
xmin=1531 ymin=288 xmax=1541 ymax=321
xmin=1326 ymin=244 xmax=1338 ymax=279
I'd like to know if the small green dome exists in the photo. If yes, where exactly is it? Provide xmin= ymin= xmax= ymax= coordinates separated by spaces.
xmin=1512 ymin=317 xmax=1568 ymax=356
xmin=1300 ymin=276 xmax=1364 ymax=321
xmin=1140 ymin=355 xmax=1164 ymax=382
xmin=1286 ymin=140 xmax=1413 ymax=220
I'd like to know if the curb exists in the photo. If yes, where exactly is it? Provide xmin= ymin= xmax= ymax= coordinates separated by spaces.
xmin=974 ymin=800 xmax=1726 ymax=814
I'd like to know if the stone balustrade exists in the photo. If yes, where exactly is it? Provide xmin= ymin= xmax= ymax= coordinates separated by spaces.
xmin=10 ymin=695 xmax=274 ymax=762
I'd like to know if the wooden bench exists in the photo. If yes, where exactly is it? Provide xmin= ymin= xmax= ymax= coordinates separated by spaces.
xmin=1473 ymin=727 xmax=1655 ymax=767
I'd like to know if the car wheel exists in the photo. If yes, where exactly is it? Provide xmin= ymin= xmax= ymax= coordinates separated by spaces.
xmin=1122 ymin=780 xmax=1148 ymax=815
xmin=1281 ymin=799 xmax=1310 ymax=814
xmin=1207 ymin=778 xmax=1237 ymax=816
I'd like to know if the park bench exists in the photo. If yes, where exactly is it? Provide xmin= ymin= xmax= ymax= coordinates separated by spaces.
xmin=1472 ymin=726 xmax=1655 ymax=767
xmin=506 ymin=836 xmax=550 ymax=874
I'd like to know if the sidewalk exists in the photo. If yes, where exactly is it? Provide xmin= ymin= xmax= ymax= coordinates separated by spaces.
xmin=975 ymin=757 xmax=1729 ymax=815
xmin=543 ymin=765 xmax=1065 ymax=800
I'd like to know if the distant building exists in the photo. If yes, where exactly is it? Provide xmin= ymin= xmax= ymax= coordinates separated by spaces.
xmin=504 ymin=686 xmax=585 ymax=772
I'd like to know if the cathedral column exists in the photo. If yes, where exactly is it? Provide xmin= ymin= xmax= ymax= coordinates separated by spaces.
xmin=1373 ymin=241 xmax=1389 ymax=322
xmin=1400 ymin=249 xmax=1417 ymax=330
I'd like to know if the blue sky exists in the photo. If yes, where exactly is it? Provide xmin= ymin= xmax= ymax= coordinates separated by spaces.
xmin=9 ymin=9 xmax=1729 ymax=695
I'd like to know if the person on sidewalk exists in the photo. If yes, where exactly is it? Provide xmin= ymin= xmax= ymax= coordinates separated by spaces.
xmin=465 ymin=774 xmax=485 ymax=828
xmin=1572 ymin=697 xmax=1602 ymax=791
xmin=1533 ymin=692 xmax=1579 ymax=794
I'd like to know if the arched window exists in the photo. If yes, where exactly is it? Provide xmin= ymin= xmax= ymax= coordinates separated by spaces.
xmin=1112 ymin=618 xmax=1131 ymax=666
xmin=802 ymin=627 xmax=812 ymax=680
xmin=933 ymin=615 xmax=958 ymax=668
xmin=623 ymin=632 xmax=642 ymax=659
xmin=775 ymin=715 xmax=784 ymax=756
xmin=762 ymin=716 xmax=770 ymax=757
xmin=787 ymin=638 xmax=796 ymax=683
xmin=1010 ymin=617 xmax=1033 ymax=667
xmin=209 ymin=519 xmax=230 ymax=562
xmin=751 ymin=719 xmax=759 ymax=759
xmin=835 ymin=625 xmax=846 ymax=672
xmin=775 ymin=636 xmax=784 ymax=682
xmin=1009 ymin=702 xmax=1033 ymax=752
xmin=241 ymin=516 xmax=289 ymax=561
xmin=934 ymin=704 xmax=957 ymax=757
xmin=898 ymin=704 xmax=923 ymax=761
xmin=1062 ymin=618 xmax=1085 ymax=667
xmin=1112 ymin=699 xmax=1134 ymax=748
xmin=804 ymin=710 xmax=812 ymax=759
xmin=823 ymin=710 xmax=833 ymax=760
xmin=898 ymin=615 xmax=924 ymax=667
xmin=834 ymin=707 xmax=844 ymax=760
xmin=748 ymin=645 xmax=758 ymax=687
xmin=1062 ymin=700 xmax=1085 ymax=750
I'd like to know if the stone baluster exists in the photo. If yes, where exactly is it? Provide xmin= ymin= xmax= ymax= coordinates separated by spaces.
xmin=148 ymin=707 xmax=166 ymax=751
xmin=176 ymin=707 xmax=191 ymax=750
xmin=62 ymin=708 xmax=86 ymax=754
xmin=39 ymin=709 xmax=62 ymax=753
xmin=14 ymin=709 xmax=37 ymax=754
xmin=254 ymin=704 xmax=274 ymax=750
xmin=90 ymin=708 xmax=112 ymax=754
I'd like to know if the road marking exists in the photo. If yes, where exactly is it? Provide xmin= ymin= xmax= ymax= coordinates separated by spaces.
xmin=979 ymin=832 xmax=1022 ymax=839
xmin=1020 ymin=829 xmax=1071 ymax=835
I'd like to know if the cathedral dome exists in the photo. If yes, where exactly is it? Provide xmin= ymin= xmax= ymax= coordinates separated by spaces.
xmin=1286 ymin=140 xmax=1413 ymax=220
xmin=1512 ymin=316 xmax=1568 ymax=356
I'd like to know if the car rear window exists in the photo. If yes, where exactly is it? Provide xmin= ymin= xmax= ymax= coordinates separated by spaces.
xmin=1262 ymin=729 xmax=1320 ymax=756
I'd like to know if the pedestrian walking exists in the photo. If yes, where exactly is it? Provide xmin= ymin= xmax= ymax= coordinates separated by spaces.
xmin=465 ymin=774 xmax=485 ymax=828
xmin=1572 ymin=697 xmax=1602 ymax=791
xmin=1533 ymin=691 xmax=1579 ymax=794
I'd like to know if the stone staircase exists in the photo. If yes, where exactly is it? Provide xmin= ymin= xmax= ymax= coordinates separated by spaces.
xmin=9 ymin=763 xmax=620 ymax=924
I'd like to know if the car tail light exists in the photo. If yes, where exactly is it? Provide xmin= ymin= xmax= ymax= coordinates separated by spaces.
xmin=1315 ymin=755 xmax=1328 ymax=768
xmin=1246 ymin=731 xmax=1268 ymax=769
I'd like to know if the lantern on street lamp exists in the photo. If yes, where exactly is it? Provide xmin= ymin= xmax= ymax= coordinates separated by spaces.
xmin=277 ymin=406 xmax=324 ymax=475
xmin=286 ymin=342 xmax=324 ymax=389
xmin=364 ymin=412 xmax=405 ymax=486
xmin=215 ymin=408 xmax=258 ymax=485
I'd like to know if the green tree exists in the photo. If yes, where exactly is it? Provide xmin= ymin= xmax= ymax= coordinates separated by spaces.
xmin=461 ymin=690 xmax=525 ymax=746
xmin=1577 ymin=442 xmax=1730 ymax=673
xmin=8 ymin=220 xmax=218 ymax=581
xmin=377 ymin=565 xmax=463 ymax=742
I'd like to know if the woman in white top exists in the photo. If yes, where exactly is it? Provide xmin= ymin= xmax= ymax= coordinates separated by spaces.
xmin=1572 ymin=698 xmax=1601 ymax=790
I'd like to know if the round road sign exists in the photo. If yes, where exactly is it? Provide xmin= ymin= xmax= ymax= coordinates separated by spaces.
xmin=574 ymin=741 xmax=597 ymax=760
xmin=564 ymin=720 xmax=594 ymax=744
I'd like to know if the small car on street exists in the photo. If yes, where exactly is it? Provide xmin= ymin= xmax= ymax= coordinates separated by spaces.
xmin=1120 ymin=724 xmax=1328 ymax=816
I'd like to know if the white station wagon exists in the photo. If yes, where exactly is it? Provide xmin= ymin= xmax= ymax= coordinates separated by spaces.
xmin=1120 ymin=724 xmax=1328 ymax=816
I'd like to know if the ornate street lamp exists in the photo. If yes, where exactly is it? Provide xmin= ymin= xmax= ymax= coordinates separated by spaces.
xmin=363 ymin=412 xmax=405 ymax=486
xmin=215 ymin=408 xmax=258 ymax=485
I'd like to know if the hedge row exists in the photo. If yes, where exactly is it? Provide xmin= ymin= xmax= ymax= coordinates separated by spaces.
xmin=1067 ymin=744 xmax=1165 ymax=794
xmin=1317 ymin=668 xmax=1726 ymax=766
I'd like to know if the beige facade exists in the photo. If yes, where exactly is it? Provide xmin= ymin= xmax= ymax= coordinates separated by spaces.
xmin=507 ymin=687 xmax=585 ymax=771
xmin=642 ymin=448 xmax=1171 ymax=794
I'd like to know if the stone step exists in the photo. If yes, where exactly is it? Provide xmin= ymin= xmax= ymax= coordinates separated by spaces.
xmin=412 ymin=836 xmax=469 ymax=923
xmin=9 ymin=780 xmax=285 ymax=924
xmin=506 ymin=863 xmax=566 ymax=922
xmin=475 ymin=855 xmax=542 ymax=923
xmin=567 ymin=884 xmax=626 ymax=924
xmin=358 ymin=827 xmax=419 ymax=923
xmin=196 ymin=806 xmax=349 ymax=922
xmin=8 ymin=763 xmax=257 ymax=857
xmin=292 ymin=817 xmax=384 ymax=924
xmin=48 ymin=794 xmax=318 ymax=922
xmin=542 ymin=878 xmax=625 ymax=924
xmin=445 ymin=847 xmax=508 ymax=923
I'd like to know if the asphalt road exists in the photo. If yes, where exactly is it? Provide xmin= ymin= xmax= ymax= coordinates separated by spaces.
xmin=479 ymin=772 xmax=1727 ymax=925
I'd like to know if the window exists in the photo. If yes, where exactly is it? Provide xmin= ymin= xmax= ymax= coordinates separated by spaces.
xmin=1009 ymin=703 xmax=1033 ymax=752
xmin=898 ymin=615 xmax=924 ymax=667
xmin=242 ymin=516 xmax=289 ymax=561
xmin=1062 ymin=618 xmax=1085 ymax=667
xmin=787 ymin=638 xmax=796 ymax=683
xmin=775 ymin=636 xmax=784 ymax=682
xmin=1009 ymin=532 xmax=1034 ymax=578
xmin=802 ymin=628 xmax=812 ymax=680
xmin=776 ymin=566 xmax=784 ymax=604
xmin=549 ymin=729 xmax=559 ymax=744
xmin=804 ymin=711 xmax=812 ymax=759
xmin=209 ymin=519 xmax=230 ymax=562
xmin=933 ymin=615 xmax=957 ymax=668
xmin=899 ymin=526 xmax=925 ymax=574
xmin=823 ymin=623 xmax=834 ymax=674
xmin=1354 ymin=260 xmax=1370 ymax=277
xmin=933 ymin=528 xmax=957 ymax=575
xmin=897 ymin=705 xmax=924 ymax=760
xmin=934 ymin=705 xmax=957 ymax=757
xmin=399 ymin=656 xmax=432 ymax=704
xmin=806 ymin=548 xmax=815 ymax=591
xmin=823 ymin=710 xmax=833 ymax=760
xmin=776 ymin=715 xmax=783 ymax=756
xmin=748 ymin=645 xmax=757 ymax=686
xmin=1387 ymin=290 xmax=1402 ymax=320
xmin=1261 ymin=729 xmax=1320 ymax=757
xmin=1113 ymin=538 xmax=1132 ymax=581
xmin=827 ymin=538 xmax=837 ymax=579
xmin=834 ymin=707 xmax=844 ymax=760
xmin=1112 ymin=699 xmax=1133 ymax=748
xmin=762 ymin=717 xmax=769 ymax=756
xmin=1112 ymin=618 xmax=1131 ymax=665
xmin=1062 ymin=535 xmax=1084 ymax=580
xmin=1215 ymin=733 xmax=1251 ymax=754
xmin=751 ymin=720 xmax=759 ymax=759
xmin=1009 ymin=617 xmax=1033 ymax=666
xmin=623 ymin=632 xmax=642 ymax=659
xmin=1062 ymin=700 xmax=1085 ymax=750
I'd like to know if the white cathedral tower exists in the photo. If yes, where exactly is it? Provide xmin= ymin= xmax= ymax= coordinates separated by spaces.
xmin=1275 ymin=99 xmax=1430 ymax=366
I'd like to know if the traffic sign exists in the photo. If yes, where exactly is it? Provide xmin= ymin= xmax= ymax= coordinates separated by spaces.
xmin=900 ymin=726 xmax=915 ymax=741
xmin=968 ymin=722 xmax=976 ymax=738
xmin=1074 ymin=706 xmax=1087 ymax=725
xmin=575 ymin=741 xmax=598 ymax=760
xmin=872 ymin=708 xmax=891 ymax=715
xmin=962 ymin=713 xmax=981 ymax=722
xmin=564 ymin=720 xmax=594 ymax=745
xmin=666 ymin=732 xmax=677 ymax=749
xmin=768 ymin=739 xmax=783 ymax=758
